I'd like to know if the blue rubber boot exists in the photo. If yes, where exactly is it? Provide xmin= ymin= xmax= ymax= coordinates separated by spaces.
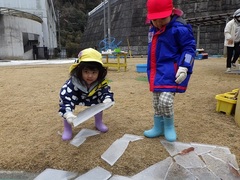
xmin=62 ymin=119 xmax=72 ymax=141
xmin=163 ymin=116 xmax=177 ymax=142
xmin=144 ymin=116 xmax=164 ymax=138
xmin=95 ymin=111 xmax=108 ymax=133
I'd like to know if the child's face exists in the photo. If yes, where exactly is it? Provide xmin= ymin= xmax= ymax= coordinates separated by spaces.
xmin=152 ymin=16 xmax=171 ymax=29
xmin=82 ymin=67 xmax=99 ymax=86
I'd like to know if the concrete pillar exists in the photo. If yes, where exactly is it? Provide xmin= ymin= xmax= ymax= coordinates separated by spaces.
xmin=197 ymin=25 xmax=200 ymax=49
xmin=107 ymin=0 xmax=111 ymax=47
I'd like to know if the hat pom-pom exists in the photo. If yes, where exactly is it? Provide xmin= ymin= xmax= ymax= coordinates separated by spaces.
xmin=173 ymin=8 xmax=183 ymax=17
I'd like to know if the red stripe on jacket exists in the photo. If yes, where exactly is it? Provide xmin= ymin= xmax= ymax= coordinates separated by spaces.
xmin=149 ymin=26 xmax=166 ymax=92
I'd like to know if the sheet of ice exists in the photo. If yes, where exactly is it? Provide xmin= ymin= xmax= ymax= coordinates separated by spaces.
xmin=70 ymin=137 xmax=86 ymax=147
xmin=174 ymin=151 xmax=206 ymax=169
xmin=33 ymin=141 xmax=240 ymax=180
xmin=101 ymin=139 xmax=129 ymax=166
xmin=201 ymin=153 xmax=240 ymax=180
xmin=70 ymin=129 xmax=100 ymax=147
xmin=74 ymin=128 xmax=100 ymax=139
xmin=165 ymin=162 xmax=196 ymax=180
xmin=109 ymin=175 xmax=132 ymax=180
xmin=131 ymin=157 xmax=173 ymax=180
xmin=210 ymin=146 xmax=231 ymax=155
xmin=209 ymin=151 xmax=239 ymax=170
xmin=160 ymin=140 xmax=192 ymax=156
xmin=34 ymin=168 xmax=77 ymax=180
xmin=190 ymin=142 xmax=216 ymax=155
xmin=101 ymin=134 xmax=143 ymax=166
xmin=187 ymin=167 xmax=220 ymax=180
xmin=73 ymin=102 xmax=114 ymax=127
xmin=75 ymin=166 xmax=111 ymax=180
xmin=120 ymin=134 xmax=144 ymax=142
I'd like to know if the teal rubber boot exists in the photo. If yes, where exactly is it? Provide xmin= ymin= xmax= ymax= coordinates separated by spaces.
xmin=144 ymin=116 xmax=164 ymax=138
xmin=163 ymin=116 xmax=177 ymax=142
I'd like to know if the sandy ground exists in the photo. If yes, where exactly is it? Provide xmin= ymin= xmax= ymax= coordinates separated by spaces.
xmin=0 ymin=57 xmax=239 ymax=176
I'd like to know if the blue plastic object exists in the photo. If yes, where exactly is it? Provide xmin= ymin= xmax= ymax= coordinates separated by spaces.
xmin=98 ymin=37 xmax=122 ymax=52
xmin=136 ymin=64 xmax=147 ymax=73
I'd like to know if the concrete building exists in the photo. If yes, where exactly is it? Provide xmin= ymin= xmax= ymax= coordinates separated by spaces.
xmin=0 ymin=0 xmax=57 ymax=60
xmin=79 ymin=0 xmax=240 ymax=56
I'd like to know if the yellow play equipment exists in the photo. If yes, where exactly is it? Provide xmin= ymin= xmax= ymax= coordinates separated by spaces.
xmin=127 ymin=38 xmax=132 ymax=58
xmin=235 ymin=89 xmax=240 ymax=127
xmin=215 ymin=89 xmax=238 ymax=115
xmin=215 ymin=88 xmax=240 ymax=127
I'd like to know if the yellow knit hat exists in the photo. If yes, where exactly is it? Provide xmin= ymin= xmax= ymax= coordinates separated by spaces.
xmin=69 ymin=48 xmax=103 ymax=72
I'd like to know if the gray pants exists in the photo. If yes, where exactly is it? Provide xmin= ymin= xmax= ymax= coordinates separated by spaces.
xmin=153 ymin=92 xmax=175 ymax=117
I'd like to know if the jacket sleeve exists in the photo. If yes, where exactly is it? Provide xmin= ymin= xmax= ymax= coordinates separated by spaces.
xmin=224 ymin=20 xmax=235 ymax=47
xmin=174 ymin=24 xmax=196 ymax=73
xmin=58 ymin=79 xmax=79 ymax=117
xmin=98 ymin=81 xmax=114 ymax=103
xmin=224 ymin=21 xmax=233 ymax=40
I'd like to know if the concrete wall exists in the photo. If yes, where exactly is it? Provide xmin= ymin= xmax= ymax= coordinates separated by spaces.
xmin=0 ymin=0 xmax=57 ymax=59
xmin=45 ymin=0 xmax=57 ymax=51
xmin=0 ymin=15 xmax=42 ymax=59
xmin=79 ymin=0 xmax=240 ymax=56
xmin=176 ymin=0 xmax=240 ymax=56
xmin=0 ymin=0 xmax=57 ymax=45
xmin=80 ymin=0 xmax=149 ymax=56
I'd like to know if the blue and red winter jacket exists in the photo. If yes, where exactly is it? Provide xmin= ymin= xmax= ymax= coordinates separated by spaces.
xmin=147 ymin=15 xmax=196 ymax=93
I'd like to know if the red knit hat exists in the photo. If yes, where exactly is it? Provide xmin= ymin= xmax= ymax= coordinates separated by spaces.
xmin=147 ymin=0 xmax=173 ymax=20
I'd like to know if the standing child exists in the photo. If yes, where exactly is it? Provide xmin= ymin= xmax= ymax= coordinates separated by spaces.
xmin=58 ymin=48 xmax=114 ymax=141
xmin=144 ymin=0 xmax=196 ymax=142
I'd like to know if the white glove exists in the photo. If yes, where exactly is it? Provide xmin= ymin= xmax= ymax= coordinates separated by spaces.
xmin=175 ymin=67 xmax=188 ymax=84
xmin=103 ymin=98 xmax=112 ymax=103
xmin=63 ymin=112 xmax=77 ymax=124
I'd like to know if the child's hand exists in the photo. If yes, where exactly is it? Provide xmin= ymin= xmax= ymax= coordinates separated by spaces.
xmin=103 ymin=98 xmax=112 ymax=103
xmin=63 ymin=112 xmax=77 ymax=124
xmin=175 ymin=67 xmax=188 ymax=84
